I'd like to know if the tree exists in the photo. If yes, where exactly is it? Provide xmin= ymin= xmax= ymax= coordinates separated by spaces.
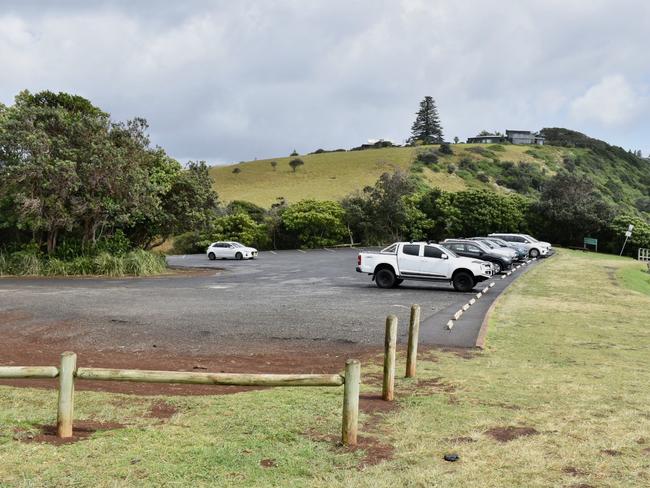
xmin=534 ymin=172 xmax=614 ymax=245
xmin=232 ymin=167 xmax=241 ymax=174
xmin=270 ymin=161 xmax=277 ymax=171
xmin=408 ymin=96 xmax=444 ymax=145
xmin=289 ymin=158 xmax=304 ymax=173
xmin=453 ymin=136 xmax=459 ymax=144
xmin=438 ymin=143 xmax=453 ymax=155
xmin=341 ymin=171 xmax=417 ymax=244
xmin=281 ymin=200 xmax=347 ymax=248
xmin=290 ymin=149 xmax=299 ymax=156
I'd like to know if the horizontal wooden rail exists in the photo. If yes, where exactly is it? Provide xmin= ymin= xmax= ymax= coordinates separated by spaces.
xmin=76 ymin=368 xmax=345 ymax=387
xmin=0 ymin=366 xmax=59 ymax=379
xmin=2 ymin=353 xmax=359 ymax=445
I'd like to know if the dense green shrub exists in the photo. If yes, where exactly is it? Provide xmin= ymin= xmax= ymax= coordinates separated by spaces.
xmin=281 ymin=200 xmax=347 ymax=248
xmin=438 ymin=143 xmax=453 ymax=155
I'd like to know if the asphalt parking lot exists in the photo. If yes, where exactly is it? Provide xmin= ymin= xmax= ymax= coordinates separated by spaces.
xmin=0 ymin=248 xmax=500 ymax=357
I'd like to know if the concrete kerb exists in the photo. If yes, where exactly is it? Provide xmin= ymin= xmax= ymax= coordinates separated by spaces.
xmin=489 ymin=282 xmax=496 ymax=288
xmin=453 ymin=310 xmax=463 ymax=320
xmin=469 ymin=298 xmax=476 ymax=305
xmin=476 ymin=292 xmax=482 ymax=299
xmin=446 ymin=320 xmax=454 ymax=330
xmin=462 ymin=303 xmax=470 ymax=311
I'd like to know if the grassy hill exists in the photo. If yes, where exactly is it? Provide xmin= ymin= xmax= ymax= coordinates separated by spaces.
xmin=210 ymin=135 xmax=650 ymax=216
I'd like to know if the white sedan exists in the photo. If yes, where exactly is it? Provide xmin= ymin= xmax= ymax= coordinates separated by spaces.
xmin=206 ymin=241 xmax=258 ymax=260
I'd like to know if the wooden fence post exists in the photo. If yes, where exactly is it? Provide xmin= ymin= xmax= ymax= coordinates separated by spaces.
xmin=57 ymin=351 xmax=77 ymax=438
xmin=341 ymin=359 xmax=360 ymax=446
xmin=405 ymin=304 xmax=421 ymax=378
xmin=382 ymin=315 xmax=397 ymax=401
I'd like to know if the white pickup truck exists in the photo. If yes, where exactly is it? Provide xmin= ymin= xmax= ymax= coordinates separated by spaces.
xmin=356 ymin=242 xmax=493 ymax=292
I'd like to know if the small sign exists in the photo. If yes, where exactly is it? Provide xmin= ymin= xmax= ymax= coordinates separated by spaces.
xmin=584 ymin=237 xmax=598 ymax=246
xmin=625 ymin=231 xmax=632 ymax=237
xmin=628 ymin=224 xmax=635 ymax=232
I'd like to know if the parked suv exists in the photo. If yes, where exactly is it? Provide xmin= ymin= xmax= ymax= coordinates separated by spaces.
xmin=441 ymin=239 xmax=513 ymax=274
xmin=471 ymin=237 xmax=527 ymax=261
xmin=488 ymin=233 xmax=552 ymax=258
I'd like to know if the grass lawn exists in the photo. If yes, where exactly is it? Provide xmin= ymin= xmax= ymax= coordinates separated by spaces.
xmin=208 ymin=144 xmax=564 ymax=207
xmin=1 ymin=249 xmax=649 ymax=486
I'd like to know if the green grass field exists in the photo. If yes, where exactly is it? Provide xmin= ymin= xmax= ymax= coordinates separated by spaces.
xmin=209 ymin=144 xmax=564 ymax=207
xmin=1 ymin=250 xmax=649 ymax=486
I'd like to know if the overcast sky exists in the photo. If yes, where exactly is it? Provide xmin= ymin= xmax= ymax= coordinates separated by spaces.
xmin=1 ymin=0 xmax=649 ymax=164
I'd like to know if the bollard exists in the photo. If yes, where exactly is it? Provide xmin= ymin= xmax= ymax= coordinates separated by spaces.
xmin=342 ymin=359 xmax=360 ymax=446
xmin=405 ymin=304 xmax=421 ymax=378
xmin=57 ymin=351 xmax=77 ymax=438
xmin=382 ymin=315 xmax=398 ymax=401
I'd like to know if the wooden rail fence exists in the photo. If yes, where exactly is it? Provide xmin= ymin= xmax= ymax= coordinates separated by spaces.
xmin=0 ymin=353 xmax=361 ymax=446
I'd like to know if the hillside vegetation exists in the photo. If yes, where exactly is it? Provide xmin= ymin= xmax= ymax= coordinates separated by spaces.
xmin=210 ymin=136 xmax=650 ymax=216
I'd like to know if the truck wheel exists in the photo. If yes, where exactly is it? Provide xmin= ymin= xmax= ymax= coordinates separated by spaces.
xmin=375 ymin=268 xmax=396 ymax=288
xmin=452 ymin=271 xmax=474 ymax=292
xmin=529 ymin=248 xmax=539 ymax=258
xmin=394 ymin=278 xmax=404 ymax=288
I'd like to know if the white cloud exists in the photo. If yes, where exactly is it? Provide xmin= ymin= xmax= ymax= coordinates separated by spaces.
xmin=1 ymin=1 xmax=650 ymax=160
xmin=570 ymin=75 xmax=647 ymax=126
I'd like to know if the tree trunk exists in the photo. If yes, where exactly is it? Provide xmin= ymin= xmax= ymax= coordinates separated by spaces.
xmin=47 ymin=229 xmax=59 ymax=255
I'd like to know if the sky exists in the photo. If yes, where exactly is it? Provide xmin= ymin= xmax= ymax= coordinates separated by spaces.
xmin=1 ymin=0 xmax=649 ymax=164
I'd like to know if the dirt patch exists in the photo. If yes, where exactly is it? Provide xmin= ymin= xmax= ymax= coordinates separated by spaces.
xmin=15 ymin=420 xmax=124 ymax=445
xmin=359 ymin=393 xmax=400 ymax=416
xmin=147 ymin=401 xmax=178 ymax=420
xmin=440 ymin=347 xmax=478 ymax=360
xmin=260 ymin=459 xmax=277 ymax=468
xmin=414 ymin=377 xmax=457 ymax=393
xmin=447 ymin=436 xmax=476 ymax=444
xmin=563 ymin=466 xmax=587 ymax=477
xmin=601 ymin=449 xmax=622 ymax=456
xmin=0 ymin=334 xmax=381 ymax=396
xmin=484 ymin=426 xmax=539 ymax=442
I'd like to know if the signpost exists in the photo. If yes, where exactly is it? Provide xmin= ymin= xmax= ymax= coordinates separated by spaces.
xmin=583 ymin=237 xmax=598 ymax=252
xmin=619 ymin=224 xmax=634 ymax=256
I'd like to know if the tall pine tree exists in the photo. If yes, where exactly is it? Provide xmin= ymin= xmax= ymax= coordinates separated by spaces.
xmin=408 ymin=96 xmax=444 ymax=144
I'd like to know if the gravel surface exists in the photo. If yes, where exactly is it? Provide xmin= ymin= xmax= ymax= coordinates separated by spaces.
xmin=0 ymin=249 xmax=479 ymax=356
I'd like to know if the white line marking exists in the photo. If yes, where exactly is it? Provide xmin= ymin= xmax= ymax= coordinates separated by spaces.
xmin=297 ymin=250 xmax=307 ymax=253
xmin=489 ymin=282 xmax=496 ymax=288
xmin=446 ymin=320 xmax=454 ymax=330
xmin=501 ymin=275 xmax=507 ymax=279
xmin=323 ymin=248 xmax=336 ymax=253
xmin=482 ymin=287 xmax=489 ymax=294
xmin=476 ymin=292 xmax=482 ymax=299
xmin=270 ymin=251 xmax=277 ymax=255
xmin=469 ymin=298 xmax=476 ymax=305
xmin=462 ymin=303 xmax=470 ymax=311
xmin=453 ymin=310 xmax=463 ymax=320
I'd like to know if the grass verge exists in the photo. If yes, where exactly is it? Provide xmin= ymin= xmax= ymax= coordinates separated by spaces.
xmin=1 ymin=249 xmax=649 ymax=486
xmin=0 ymin=249 xmax=167 ymax=277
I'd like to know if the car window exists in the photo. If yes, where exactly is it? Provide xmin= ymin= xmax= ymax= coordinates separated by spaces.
xmin=466 ymin=244 xmax=482 ymax=253
xmin=402 ymin=244 xmax=420 ymax=256
xmin=382 ymin=243 xmax=398 ymax=253
xmin=449 ymin=243 xmax=464 ymax=252
xmin=514 ymin=236 xmax=526 ymax=243
xmin=481 ymin=240 xmax=496 ymax=249
xmin=440 ymin=244 xmax=458 ymax=258
xmin=423 ymin=246 xmax=443 ymax=259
